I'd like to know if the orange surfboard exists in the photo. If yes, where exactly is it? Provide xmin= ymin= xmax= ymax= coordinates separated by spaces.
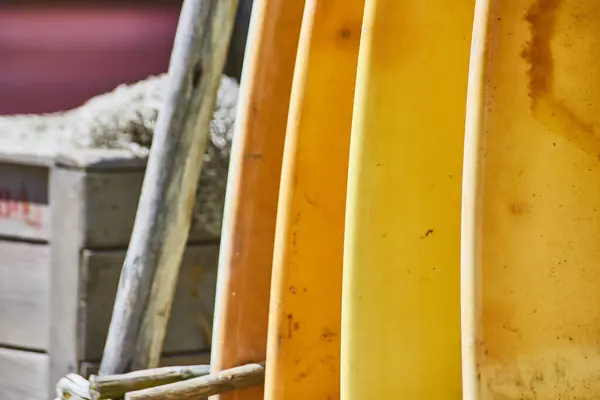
xmin=209 ymin=1 xmax=305 ymax=400
xmin=263 ymin=0 xmax=364 ymax=398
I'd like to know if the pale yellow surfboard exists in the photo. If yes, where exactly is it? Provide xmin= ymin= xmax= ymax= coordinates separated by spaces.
xmin=263 ymin=0 xmax=364 ymax=398
xmin=210 ymin=1 xmax=305 ymax=400
xmin=341 ymin=0 xmax=474 ymax=398
xmin=461 ymin=0 xmax=600 ymax=398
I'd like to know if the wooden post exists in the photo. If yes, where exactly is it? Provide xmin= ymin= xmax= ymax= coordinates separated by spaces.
xmin=99 ymin=0 xmax=240 ymax=374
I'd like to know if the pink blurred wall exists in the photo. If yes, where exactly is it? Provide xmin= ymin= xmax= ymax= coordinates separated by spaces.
xmin=0 ymin=4 xmax=181 ymax=115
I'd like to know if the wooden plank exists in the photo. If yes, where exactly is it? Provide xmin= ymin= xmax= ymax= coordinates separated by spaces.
xmin=82 ymin=170 xmax=144 ymax=248
xmin=0 ymin=163 xmax=49 ymax=241
xmin=82 ymin=170 xmax=217 ymax=249
xmin=0 ymin=151 xmax=54 ymax=168
xmin=0 ymin=347 xmax=48 ymax=400
xmin=55 ymin=149 xmax=148 ymax=171
xmin=78 ymin=352 xmax=212 ymax=378
xmin=49 ymin=167 xmax=87 ymax=398
xmin=0 ymin=241 xmax=50 ymax=350
xmin=82 ymin=244 xmax=219 ymax=360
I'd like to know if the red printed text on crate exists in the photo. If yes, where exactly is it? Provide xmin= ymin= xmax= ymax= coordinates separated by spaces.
xmin=0 ymin=185 xmax=43 ymax=228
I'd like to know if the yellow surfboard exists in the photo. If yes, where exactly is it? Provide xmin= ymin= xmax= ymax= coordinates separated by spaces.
xmin=210 ymin=1 xmax=305 ymax=400
xmin=462 ymin=0 xmax=600 ymax=398
xmin=263 ymin=0 xmax=364 ymax=398
xmin=341 ymin=0 xmax=474 ymax=398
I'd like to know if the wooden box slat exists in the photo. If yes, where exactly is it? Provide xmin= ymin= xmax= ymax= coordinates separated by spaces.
xmin=0 ymin=153 xmax=218 ymax=246
xmin=82 ymin=244 xmax=219 ymax=360
xmin=82 ymin=169 xmax=216 ymax=248
xmin=0 ymin=241 xmax=50 ymax=350
xmin=0 ymin=347 xmax=48 ymax=400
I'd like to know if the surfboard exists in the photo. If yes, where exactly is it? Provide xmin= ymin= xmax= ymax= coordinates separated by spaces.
xmin=209 ymin=1 xmax=305 ymax=400
xmin=263 ymin=0 xmax=364 ymax=398
xmin=461 ymin=0 xmax=600 ymax=398
xmin=341 ymin=0 xmax=474 ymax=398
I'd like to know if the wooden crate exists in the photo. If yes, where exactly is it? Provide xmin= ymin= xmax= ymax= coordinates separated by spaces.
xmin=0 ymin=149 xmax=220 ymax=400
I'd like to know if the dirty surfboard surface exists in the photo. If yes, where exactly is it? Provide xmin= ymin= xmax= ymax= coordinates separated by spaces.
xmin=263 ymin=0 xmax=364 ymax=398
xmin=461 ymin=0 xmax=600 ymax=398
xmin=210 ymin=1 xmax=305 ymax=399
xmin=341 ymin=0 xmax=474 ymax=398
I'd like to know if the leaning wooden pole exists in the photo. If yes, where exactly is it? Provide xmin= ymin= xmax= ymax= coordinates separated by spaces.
xmin=99 ymin=0 xmax=240 ymax=375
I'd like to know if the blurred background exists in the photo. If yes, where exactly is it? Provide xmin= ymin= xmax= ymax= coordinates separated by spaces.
xmin=0 ymin=0 xmax=252 ymax=115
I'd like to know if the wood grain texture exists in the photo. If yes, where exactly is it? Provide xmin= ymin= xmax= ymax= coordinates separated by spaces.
xmin=100 ymin=0 xmax=239 ymax=374
xmin=209 ymin=2 xmax=305 ymax=400
xmin=90 ymin=364 xmax=210 ymax=400
xmin=49 ymin=167 xmax=87 ymax=398
xmin=0 ymin=347 xmax=48 ymax=400
xmin=0 ymin=152 xmax=54 ymax=167
xmin=83 ymin=169 xmax=217 ymax=249
xmin=0 ymin=162 xmax=49 ymax=241
xmin=0 ymin=153 xmax=215 ymax=248
xmin=49 ymin=164 xmax=221 ymax=396
xmin=0 ymin=241 xmax=50 ymax=350
xmin=82 ymin=245 xmax=219 ymax=360
xmin=126 ymin=363 xmax=264 ymax=400
xmin=54 ymin=149 xmax=148 ymax=171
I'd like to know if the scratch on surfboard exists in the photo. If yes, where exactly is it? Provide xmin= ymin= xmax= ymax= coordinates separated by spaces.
xmin=521 ymin=0 xmax=600 ymax=156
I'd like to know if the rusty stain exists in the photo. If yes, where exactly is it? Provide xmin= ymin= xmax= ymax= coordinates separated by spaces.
xmin=304 ymin=193 xmax=316 ymax=206
xmin=420 ymin=229 xmax=434 ymax=239
xmin=287 ymin=313 xmax=294 ymax=338
xmin=521 ymin=0 xmax=562 ymax=108
xmin=339 ymin=27 xmax=351 ymax=39
xmin=245 ymin=152 xmax=263 ymax=160
xmin=521 ymin=0 xmax=600 ymax=155
xmin=294 ymin=371 xmax=308 ymax=382
xmin=289 ymin=285 xmax=296 ymax=294
xmin=509 ymin=201 xmax=531 ymax=215
xmin=250 ymin=100 xmax=258 ymax=118
xmin=322 ymin=328 xmax=337 ymax=343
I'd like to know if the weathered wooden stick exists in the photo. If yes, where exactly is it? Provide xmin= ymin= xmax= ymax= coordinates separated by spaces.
xmin=125 ymin=363 xmax=265 ymax=400
xmin=89 ymin=365 xmax=210 ymax=400
xmin=99 ymin=0 xmax=240 ymax=375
